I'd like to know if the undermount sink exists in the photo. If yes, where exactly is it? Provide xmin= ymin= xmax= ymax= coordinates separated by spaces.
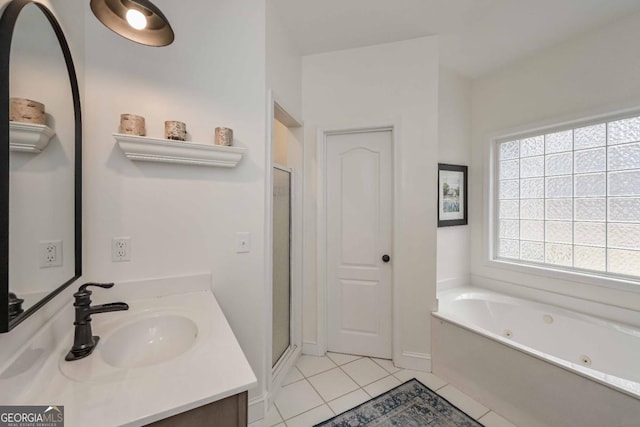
xmin=101 ymin=314 xmax=198 ymax=369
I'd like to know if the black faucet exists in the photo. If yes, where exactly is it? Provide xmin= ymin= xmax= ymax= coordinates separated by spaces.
xmin=65 ymin=283 xmax=129 ymax=361
xmin=8 ymin=292 xmax=24 ymax=320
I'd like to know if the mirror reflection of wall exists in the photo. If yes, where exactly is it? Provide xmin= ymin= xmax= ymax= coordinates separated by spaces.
xmin=9 ymin=4 xmax=76 ymax=311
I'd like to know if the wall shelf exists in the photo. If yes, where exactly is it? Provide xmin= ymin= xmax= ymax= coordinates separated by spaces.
xmin=10 ymin=122 xmax=56 ymax=153
xmin=114 ymin=133 xmax=245 ymax=168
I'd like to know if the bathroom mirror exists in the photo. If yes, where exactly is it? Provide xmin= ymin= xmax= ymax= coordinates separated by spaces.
xmin=0 ymin=0 xmax=82 ymax=332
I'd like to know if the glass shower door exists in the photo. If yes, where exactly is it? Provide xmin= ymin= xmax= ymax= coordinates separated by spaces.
xmin=272 ymin=166 xmax=291 ymax=367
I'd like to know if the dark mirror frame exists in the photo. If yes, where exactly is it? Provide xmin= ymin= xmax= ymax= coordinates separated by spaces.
xmin=0 ymin=0 xmax=82 ymax=332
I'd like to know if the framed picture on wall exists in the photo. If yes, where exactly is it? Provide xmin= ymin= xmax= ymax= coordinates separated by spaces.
xmin=438 ymin=164 xmax=468 ymax=227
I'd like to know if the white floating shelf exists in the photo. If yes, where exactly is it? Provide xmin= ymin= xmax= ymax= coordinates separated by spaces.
xmin=114 ymin=133 xmax=245 ymax=168
xmin=10 ymin=122 xmax=56 ymax=153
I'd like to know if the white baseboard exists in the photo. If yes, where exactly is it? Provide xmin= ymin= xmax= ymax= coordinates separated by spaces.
xmin=302 ymin=341 xmax=325 ymax=356
xmin=248 ymin=393 xmax=267 ymax=424
xmin=250 ymin=347 xmax=302 ymax=424
xmin=395 ymin=351 xmax=432 ymax=372
xmin=271 ymin=346 xmax=301 ymax=399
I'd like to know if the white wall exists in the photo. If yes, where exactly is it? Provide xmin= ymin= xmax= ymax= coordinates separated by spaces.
xmin=470 ymin=12 xmax=640 ymax=309
xmin=81 ymin=0 xmax=268 ymax=408
xmin=302 ymin=37 xmax=439 ymax=369
xmin=266 ymin=1 xmax=302 ymax=120
xmin=437 ymin=66 xmax=471 ymax=289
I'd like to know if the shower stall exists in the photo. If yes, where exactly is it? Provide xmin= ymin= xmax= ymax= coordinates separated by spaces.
xmin=272 ymin=165 xmax=291 ymax=367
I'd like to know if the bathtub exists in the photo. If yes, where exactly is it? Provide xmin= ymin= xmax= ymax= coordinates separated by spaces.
xmin=432 ymin=286 xmax=640 ymax=427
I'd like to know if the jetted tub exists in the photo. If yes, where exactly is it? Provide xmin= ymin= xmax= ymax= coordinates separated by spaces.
xmin=432 ymin=286 xmax=640 ymax=427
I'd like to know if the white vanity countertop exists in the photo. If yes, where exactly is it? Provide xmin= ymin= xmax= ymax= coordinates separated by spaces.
xmin=0 ymin=274 xmax=257 ymax=427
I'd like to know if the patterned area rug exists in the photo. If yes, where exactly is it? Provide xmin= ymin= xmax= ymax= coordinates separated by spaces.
xmin=314 ymin=379 xmax=484 ymax=427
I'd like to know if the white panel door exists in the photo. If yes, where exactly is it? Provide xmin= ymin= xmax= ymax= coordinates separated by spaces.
xmin=326 ymin=130 xmax=392 ymax=358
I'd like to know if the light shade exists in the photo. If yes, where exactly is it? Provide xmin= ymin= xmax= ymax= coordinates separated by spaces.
xmin=90 ymin=0 xmax=174 ymax=47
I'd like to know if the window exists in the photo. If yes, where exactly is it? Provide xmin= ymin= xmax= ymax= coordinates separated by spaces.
xmin=495 ymin=114 xmax=640 ymax=281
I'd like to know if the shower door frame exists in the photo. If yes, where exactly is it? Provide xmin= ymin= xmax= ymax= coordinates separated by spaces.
xmin=263 ymin=90 xmax=303 ymax=415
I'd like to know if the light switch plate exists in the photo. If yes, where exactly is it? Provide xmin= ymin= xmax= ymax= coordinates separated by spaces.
xmin=236 ymin=232 xmax=250 ymax=253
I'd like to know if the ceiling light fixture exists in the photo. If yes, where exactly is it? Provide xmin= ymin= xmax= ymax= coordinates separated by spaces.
xmin=90 ymin=0 xmax=174 ymax=47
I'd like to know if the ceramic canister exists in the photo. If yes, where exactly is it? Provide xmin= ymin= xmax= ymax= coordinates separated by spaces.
xmin=10 ymin=97 xmax=46 ymax=125
xmin=165 ymin=121 xmax=187 ymax=141
xmin=120 ymin=114 xmax=146 ymax=136
xmin=215 ymin=127 xmax=233 ymax=146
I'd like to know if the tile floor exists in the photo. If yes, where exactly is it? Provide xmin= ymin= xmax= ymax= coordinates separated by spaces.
xmin=249 ymin=353 xmax=517 ymax=427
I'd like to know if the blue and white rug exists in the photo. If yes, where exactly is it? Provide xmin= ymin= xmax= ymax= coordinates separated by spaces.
xmin=314 ymin=378 xmax=484 ymax=427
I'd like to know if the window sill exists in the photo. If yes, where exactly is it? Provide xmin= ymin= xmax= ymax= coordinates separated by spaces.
xmin=486 ymin=258 xmax=640 ymax=295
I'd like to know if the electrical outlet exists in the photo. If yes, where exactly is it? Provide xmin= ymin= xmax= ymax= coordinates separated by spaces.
xmin=112 ymin=237 xmax=131 ymax=262
xmin=39 ymin=240 xmax=62 ymax=268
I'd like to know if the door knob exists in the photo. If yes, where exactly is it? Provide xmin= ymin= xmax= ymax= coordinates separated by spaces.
xmin=382 ymin=254 xmax=391 ymax=263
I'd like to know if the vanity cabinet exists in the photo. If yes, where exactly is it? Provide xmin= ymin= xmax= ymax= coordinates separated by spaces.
xmin=146 ymin=392 xmax=247 ymax=427
xmin=0 ymin=276 xmax=257 ymax=427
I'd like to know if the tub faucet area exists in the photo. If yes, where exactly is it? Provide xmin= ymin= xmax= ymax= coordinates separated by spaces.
xmin=65 ymin=283 xmax=129 ymax=361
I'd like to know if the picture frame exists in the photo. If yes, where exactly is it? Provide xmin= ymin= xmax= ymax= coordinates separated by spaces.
xmin=438 ymin=163 xmax=468 ymax=227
